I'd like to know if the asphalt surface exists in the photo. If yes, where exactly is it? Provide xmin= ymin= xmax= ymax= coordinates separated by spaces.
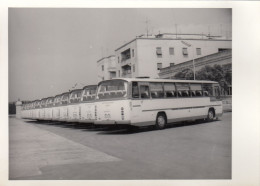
xmin=9 ymin=113 xmax=231 ymax=180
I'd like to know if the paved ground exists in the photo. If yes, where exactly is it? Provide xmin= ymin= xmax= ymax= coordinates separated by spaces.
xmin=9 ymin=113 xmax=231 ymax=180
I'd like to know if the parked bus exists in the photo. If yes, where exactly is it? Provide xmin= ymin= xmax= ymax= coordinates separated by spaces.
xmin=94 ymin=78 xmax=222 ymax=129
xmin=28 ymin=101 xmax=34 ymax=119
xmin=78 ymin=85 xmax=97 ymax=123
xmin=22 ymin=102 xmax=28 ymax=119
xmin=32 ymin=100 xmax=41 ymax=120
xmin=45 ymin=97 xmax=54 ymax=120
xmin=39 ymin=98 xmax=48 ymax=120
xmin=67 ymin=89 xmax=83 ymax=122
xmin=59 ymin=92 xmax=70 ymax=122
xmin=52 ymin=94 xmax=62 ymax=121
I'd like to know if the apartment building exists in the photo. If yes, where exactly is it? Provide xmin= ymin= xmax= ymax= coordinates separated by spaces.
xmin=115 ymin=33 xmax=232 ymax=78
xmin=97 ymin=55 xmax=116 ymax=82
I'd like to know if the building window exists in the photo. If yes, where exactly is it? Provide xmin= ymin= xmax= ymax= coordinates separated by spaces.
xmin=102 ymin=65 xmax=104 ymax=71
xmin=118 ymin=70 xmax=120 ymax=77
xmin=118 ymin=57 xmax=119 ymax=63
xmin=170 ymin=63 xmax=174 ymax=67
xmin=132 ymin=49 xmax=134 ymax=57
xmin=169 ymin=47 xmax=174 ymax=55
xmin=182 ymin=48 xmax=188 ymax=56
xmin=133 ymin=64 xmax=135 ymax=72
xmin=121 ymin=48 xmax=131 ymax=62
xmin=156 ymin=47 xmax=162 ymax=58
xmin=157 ymin=63 xmax=162 ymax=70
xmin=196 ymin=48 xmax=201 ymax=55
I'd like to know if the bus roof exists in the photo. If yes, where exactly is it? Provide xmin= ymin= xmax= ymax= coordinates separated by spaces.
xmin=82 ymin=85 xmax=97 ymax=90
xmin=69 ymin=89 xmax=83 ymax=93
xmin=60 ymin=92 xmax=69 ymax=96
xmin=100 ymin=78 xmax=218 ymax=84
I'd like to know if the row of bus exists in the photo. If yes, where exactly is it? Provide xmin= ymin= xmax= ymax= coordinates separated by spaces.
xmin=21 ymin=78 xmax=223 ymax=129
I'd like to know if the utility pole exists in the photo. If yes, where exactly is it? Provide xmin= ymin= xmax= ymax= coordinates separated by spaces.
xmin=181 ymin=41 xmax=196 ymax=80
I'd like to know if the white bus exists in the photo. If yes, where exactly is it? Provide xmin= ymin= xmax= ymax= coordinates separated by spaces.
xmin=52 ymin=94 xmax=62 ymax=121
xmin=28 ymin=102 xmax=33 ymax=119
xmin=67 ymin=89 xmax=83 ymax=122
xmin=45 ymin=97 xmax=54 ymax=120
xmin=22 ymin=102 xmax=29 ymax=119
xmin=78 ymin=85 xmax=97 ymax=123
xmin=59 ymin=92 xmax=69 ymax=122
xmin=39 ymin=98 xmax=47 ymax=120
xmin=32 ymin=100 xmax=41 ymax=120
xmin=94 ymin=78 xmax=223 ymax=129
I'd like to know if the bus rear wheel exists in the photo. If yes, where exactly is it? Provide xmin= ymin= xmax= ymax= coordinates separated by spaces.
xmin=155 ymin=113 xmax=167 ymax=130
xmin=207 ymin=109 xmax=215 ymax=122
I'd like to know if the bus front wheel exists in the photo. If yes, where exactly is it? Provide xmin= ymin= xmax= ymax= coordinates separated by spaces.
xmin=155 ymin=113 xmax=167 ymax=130
xmin=207 ymin=109 xmax=215 ymax=122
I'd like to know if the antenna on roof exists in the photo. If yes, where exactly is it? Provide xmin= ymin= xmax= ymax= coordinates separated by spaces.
xmin=145 ymin=17 xmax=150 ymax=37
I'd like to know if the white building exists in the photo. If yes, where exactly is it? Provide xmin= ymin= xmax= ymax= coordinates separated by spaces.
xmin=115 ymin=33 xmax=232 ymax=78
xmin=97 ymin=55 xmax=116 ymax=82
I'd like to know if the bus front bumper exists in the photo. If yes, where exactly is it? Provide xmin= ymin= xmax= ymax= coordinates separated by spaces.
xmin=94 ymin=120 xmax=131 ymax=125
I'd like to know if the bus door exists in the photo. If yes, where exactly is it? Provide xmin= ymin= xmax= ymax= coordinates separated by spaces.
xmin=213 ymin=84 xmax=221 ymax=100
xmin=131 ymin=81 xmax=150 ymax=124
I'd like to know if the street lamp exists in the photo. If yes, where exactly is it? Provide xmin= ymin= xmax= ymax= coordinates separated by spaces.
xmin=181 ymin=41 xmax=196 ymax=80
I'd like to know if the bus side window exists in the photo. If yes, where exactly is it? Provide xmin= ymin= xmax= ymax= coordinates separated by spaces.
xmin=190 ymin=83 xmax=202 ymax=97
xmin=150 ymin=82 xmax=164 ymax=98
xmin=140 ymin=85 xmax=150 ymax=99
xmin=176 ymin=83 xmax=190 ymax=97
xmin=164 ymin=83 xmax=176 ymax=98
xmin=132 ymin=82 xmax=139 ymax=98
xmin=202 ymin=84 xmax=213 ymax=97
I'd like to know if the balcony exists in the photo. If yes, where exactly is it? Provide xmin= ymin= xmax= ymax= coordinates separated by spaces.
xmin=121 ymin=58 xmax=131 ymax=67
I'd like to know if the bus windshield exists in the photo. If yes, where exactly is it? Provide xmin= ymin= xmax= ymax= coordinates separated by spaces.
xmin=69 ymin=90 xmax=82 ymax=103
xmin=81 ymin=86 xmax=97 ymax=102
xmin=97 ymin=80 xmax=127 ymax=100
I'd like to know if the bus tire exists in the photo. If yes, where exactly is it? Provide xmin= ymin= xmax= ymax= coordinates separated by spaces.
xmin=207 ymin=108 xmax=215 ymax=122
xmin=155 ymin=113 xmax=167 ymax=130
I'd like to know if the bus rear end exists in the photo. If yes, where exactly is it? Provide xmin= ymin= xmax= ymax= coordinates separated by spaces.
xmin=94 ymin=80 xmax=131 ymax=126
xmin=67 ymin=89 xmax=82 ymax=122
xmin=78 ymin=85 xmax=97 ymax=124
xmin=39 ymin=98 xmax=47 ymax=120
xmin=45 ymin=97 xmax=54 ymax=120
xmin=59 ymin=92 xmax=69 ymax=122
xmin=52 ymin=95 xmax=61 ymax=121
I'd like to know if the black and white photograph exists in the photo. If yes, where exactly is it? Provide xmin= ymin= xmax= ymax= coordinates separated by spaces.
xmin=8 ymin=8 xmax=232 ymax=180
xmin=1 ymin=2 xmax=260 ymax=186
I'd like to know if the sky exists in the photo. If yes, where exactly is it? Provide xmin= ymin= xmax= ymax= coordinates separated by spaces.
xmin=9 ymin=8 xmax=232 ymax=102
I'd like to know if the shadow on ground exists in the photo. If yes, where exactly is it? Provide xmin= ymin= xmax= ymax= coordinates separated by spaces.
xmin=24 ymin=118 xmax=219 ymax=135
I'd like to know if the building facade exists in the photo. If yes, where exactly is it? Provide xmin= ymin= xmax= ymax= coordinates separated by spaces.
xmin=97 ymin=55 xmax=116 ymax=82
xmin=159 ymin=49 xmax=232 ymax=78
xmin=159 ymin=49 xmax=232 ymax=95
xmin=115 ymin=34 xmax=231 ymax=78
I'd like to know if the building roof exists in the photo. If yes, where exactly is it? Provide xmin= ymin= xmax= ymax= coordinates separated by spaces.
xmin=97 ymin=55 xmax=115 ymax=63
xmin=115 ymin=36 xmax=231 ymax=51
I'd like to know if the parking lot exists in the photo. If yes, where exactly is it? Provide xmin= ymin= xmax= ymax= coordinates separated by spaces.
xmin=9 ymin=112 xmax=231 ymax=180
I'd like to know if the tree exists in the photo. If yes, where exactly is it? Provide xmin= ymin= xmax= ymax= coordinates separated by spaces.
xmin=174 ymin=64 xmax=232 ymax=95
xmin=174 ymin=68 xmax=194 ymax=80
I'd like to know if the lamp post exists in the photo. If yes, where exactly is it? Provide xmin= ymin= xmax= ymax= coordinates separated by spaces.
xmin=181 ymin=41 xmax=196 ymax=80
